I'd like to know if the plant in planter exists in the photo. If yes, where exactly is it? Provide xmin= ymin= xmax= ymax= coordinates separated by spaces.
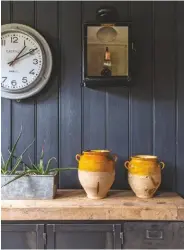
xmin=1 ymin=127 xmax=35 ymax=178
xmin=1 ymin=128 xmax=77 ymax=199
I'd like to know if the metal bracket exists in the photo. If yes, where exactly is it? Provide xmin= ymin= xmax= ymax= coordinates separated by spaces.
xmin=132 ymin=42 xmax=136 ymax=52
xmin=96 ymin=6 xmax=119 ymax=22
xmin=43 ymin=232 xmax=47 ymax=245
xmin=120 ymin=232 xmax=124 ymax=245
xmin=127 ymin=75 xmax=132 ymax=82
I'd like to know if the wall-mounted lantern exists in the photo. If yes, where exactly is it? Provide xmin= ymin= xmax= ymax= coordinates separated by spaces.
xmin=82 ymin=6 xmax=133 ymax=88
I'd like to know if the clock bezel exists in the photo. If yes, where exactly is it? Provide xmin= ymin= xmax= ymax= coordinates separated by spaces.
xmin=1 ymin=23 xmax=53 ymax=100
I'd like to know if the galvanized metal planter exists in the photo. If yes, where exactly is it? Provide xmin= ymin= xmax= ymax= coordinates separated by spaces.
xmin=1 ymin=173 xmax=58 ymax=200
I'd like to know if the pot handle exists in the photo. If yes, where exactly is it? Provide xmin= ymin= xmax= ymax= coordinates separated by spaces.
xmin=159 ymin=161 xmax=165 ymax=170
xmin=75 ymin=154 xmax=81 ymax=162
xmin=124 ymin=161 xmax=130 ymax=169
xmin=113 ymin=154 xmax=118 ymax=162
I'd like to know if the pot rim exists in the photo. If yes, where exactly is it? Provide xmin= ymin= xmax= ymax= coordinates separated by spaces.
xmin=131 ymin=155 xmax=158 ymax=160
xmin=83 ymin=149 xmax=111 ymax=154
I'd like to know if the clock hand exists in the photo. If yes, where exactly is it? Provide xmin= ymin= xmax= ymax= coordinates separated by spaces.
xmin=9 ymin=45 xmax=26 ymax=66
xmin=8 ymin=48 xmax=38 ymax=65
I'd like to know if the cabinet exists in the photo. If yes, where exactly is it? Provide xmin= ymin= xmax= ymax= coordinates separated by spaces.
xmin=123 ymin=222 xmax=184 ymax=249
xmin=1 ymin=224 xmax=44 ymax=249
xmin=46 ymin=224 xmax=121 ymax=249
xmin=2 ymin=222 xmax=184 ymax=249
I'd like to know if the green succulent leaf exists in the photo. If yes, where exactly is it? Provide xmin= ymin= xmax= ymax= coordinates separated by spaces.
xmin=39 ymin=160 xmax=44 ymax=173
xmin=10 ymin=139 xmax=35 ymax=175
xmin=1 ymin=169 xmax=36 ymax=188
xmin=1 ymin=168 xmax=7 ymax=175
xmin=47 ymin=167 xmax=77 ymax=174
xmin=28 ymin=155 xmax=33 ymax=165
xmin=44 ymin=157 xmax=57 ymax=175
xmin=31 ymin=164 xmax=41 ymax=173
xmin=37 ymin=145 xmax=45 ymax=173
xmin=1 ymin=153 xmax=5 ymax=166
xmin=40 ymin=146 xmax=44 ymax=160
xmin=4 ymin=126 xmax=23 ymax=172
xmin=10 ymin=156 xmax=23 ymax=175
xmin=10 ymin=154 xmax=30 ymax=168
xmin=20 ymin=139 xmax=35 ymax=157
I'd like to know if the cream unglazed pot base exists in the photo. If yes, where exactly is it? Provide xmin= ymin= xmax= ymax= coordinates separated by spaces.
xmin=78 ymin=170 xmax=115 ymax=199
xmin=128 ymin=173 xmax=161 ymax=198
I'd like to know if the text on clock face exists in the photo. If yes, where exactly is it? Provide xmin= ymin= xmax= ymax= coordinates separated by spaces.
xmin=1 ymin=31 xmax=43 ymax=90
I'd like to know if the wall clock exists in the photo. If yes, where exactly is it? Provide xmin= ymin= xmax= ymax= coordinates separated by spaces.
xmin=1 ymin=23 xmax=52 ymax=100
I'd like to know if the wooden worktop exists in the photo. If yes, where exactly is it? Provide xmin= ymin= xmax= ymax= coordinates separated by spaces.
xmin=1 ymin=190 xmax=184 ymax=221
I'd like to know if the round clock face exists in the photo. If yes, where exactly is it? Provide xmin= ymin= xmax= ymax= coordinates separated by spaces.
xmin=1 ymin=24 xmax=52 ymax=100
xmin=1 ymin=31 xmax=43 ymax=91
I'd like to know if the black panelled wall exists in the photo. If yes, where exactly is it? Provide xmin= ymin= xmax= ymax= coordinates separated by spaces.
xmin=1 ymin=1 xmax=184 ymax=195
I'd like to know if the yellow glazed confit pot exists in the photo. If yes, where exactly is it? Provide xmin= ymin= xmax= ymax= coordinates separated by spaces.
xmin=124 ymin=155 xmax=165 ymax=198
xmin=76 ymin=150 xmax=117 ymax=199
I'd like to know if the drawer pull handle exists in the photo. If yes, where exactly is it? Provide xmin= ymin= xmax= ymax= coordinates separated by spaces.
xmin=146 ymin=230 xmax=164 ymax=240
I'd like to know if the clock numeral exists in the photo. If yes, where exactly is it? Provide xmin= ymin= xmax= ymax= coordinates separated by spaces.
xmin=29 ymin=69 xmax=35 ymax=75
xmin=33 ymin=59 xmax=38 ymax=65
xmin=1 ymin=77 xmax=7 ymax=84
xmin=22 ymin=77 xmax=28 ymax=83
xmin=11 ymin=36 xmax=18 ymax=43
xmin=1 ymin=39 xmax=6 ymax=46
xmin=11 ymin=80 xmax=17 ymax=86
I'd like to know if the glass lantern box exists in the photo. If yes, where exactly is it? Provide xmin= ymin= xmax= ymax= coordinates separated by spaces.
xmin=82 ymin=22 xmax=132 ymax=87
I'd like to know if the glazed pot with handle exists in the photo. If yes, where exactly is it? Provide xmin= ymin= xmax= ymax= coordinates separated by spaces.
xmin=76 ymin=150 xmax=117 ymax=199
xmin=124 ymin=155 xmax=165 ymax=198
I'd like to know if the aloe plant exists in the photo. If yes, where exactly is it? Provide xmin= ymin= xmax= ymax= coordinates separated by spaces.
xmin=1 ymin=136 xmax=77 ymax=188
xmin=1 ymin=126 xmax=35 ymax=175
xmin=25 ymin=146 xmax=76 ymax=175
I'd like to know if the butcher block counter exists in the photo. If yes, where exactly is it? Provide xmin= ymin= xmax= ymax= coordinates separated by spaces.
xmin=1 ymin=190 xmax=184 ymax=221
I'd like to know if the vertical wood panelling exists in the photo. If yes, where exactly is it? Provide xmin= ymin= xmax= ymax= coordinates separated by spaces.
xmin=131 ymin=2 xmax=153 ymax=156
xmin=154 ymin=2 xmax=176 ymax=190
xmin=1 ymin=2 xmax=11 ymax=164
xmin=11 ymin=2 xmax=35 ymax=165
xmin=1 ymin=1 xmax=184 ymax=192
xmin=106 ymin=90 xmax=129 ymax=189
xmin=83 ymin=87 xmax=106 ymax=149
xmin=36 ymin=2 xmax=58 ymax=168
xmin=1 ymin=1 xmax=11 ymax=23
xmin=106 ymin=2 xmax=130 ymax=189
xmin=176 ymin=2 xmax=184 ymax=197
xmin=59 ymin=2 xmax=81 ymax=188
xmin=82 ymin=2 xmax=106 ymax=150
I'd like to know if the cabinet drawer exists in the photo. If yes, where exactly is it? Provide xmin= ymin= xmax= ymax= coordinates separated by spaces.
xmin=123 ymin=222 xmax=184 ymax=249
xmin=172 ymin=222 xmax=184 ymax=248
xmin=47 ymin=224 xmax=121 ymax=249
xmin=1 ymin=224 xmax=44 ymax=249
